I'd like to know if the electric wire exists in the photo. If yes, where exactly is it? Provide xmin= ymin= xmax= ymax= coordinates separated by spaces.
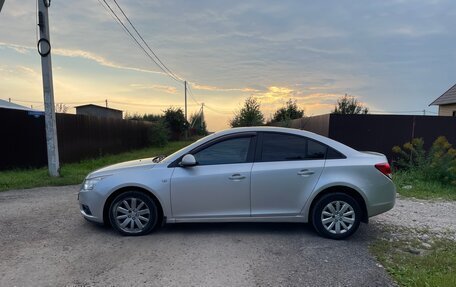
xmin=111 ymin=0 xmax=183 ymax=82
xmin=100 ymin=0 xmax=181 ymax=83
xmin=186 ymin=84 xmax=200 ymax=105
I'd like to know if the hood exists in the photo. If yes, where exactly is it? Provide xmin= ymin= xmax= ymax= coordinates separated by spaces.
xmin=87 ymin=157 xmax=158 ymax=178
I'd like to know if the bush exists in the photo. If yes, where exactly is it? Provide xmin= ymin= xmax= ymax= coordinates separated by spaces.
xmin=393 ymin=136 xmax=456 ymax=185
xmin=147 ymin=121 xmax=168 ymax=147
xmin=163 ymin=107 xmax=188 ymax=140
xmin=428 ymin=137 xmax=456 ymax=183
xmin=392 ymin=138 xmax=427 ymax=170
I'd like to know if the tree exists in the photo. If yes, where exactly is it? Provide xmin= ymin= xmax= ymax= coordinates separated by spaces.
xmin=163 ymin=107 xmax=188 ymax=140
xmin=333 ymin=94 xmax=369 ymax=114
xmin=271 ymin=99 xmax=304 ymax=123
xmin=189 ymin=110 xmax=208 ymax=135
xmin=55 ymin=103 xmax=69 ymax=113
xmin=229 ymin=96 xmax=265 ymax=127
xmin=124 ymin=112 xmax=162 ymax=122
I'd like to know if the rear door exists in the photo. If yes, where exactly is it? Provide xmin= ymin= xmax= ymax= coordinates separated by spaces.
xmin=251 ymin=132 xmax=326 ymax=216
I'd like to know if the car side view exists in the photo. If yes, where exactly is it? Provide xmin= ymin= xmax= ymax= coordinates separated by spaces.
xmin=78 ymin=126 xmax=396 ymax=239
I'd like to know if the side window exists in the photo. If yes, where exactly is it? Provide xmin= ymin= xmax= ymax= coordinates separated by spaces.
xmin=193 ymin=137 xmax=252 ymax=165
xmin=260 ymin=133 xmax=327 ymax=162
xmin=326 ymin=147 xmax=346 ymax=159
xmin=307 ymin=139 xmax=327 ymax=159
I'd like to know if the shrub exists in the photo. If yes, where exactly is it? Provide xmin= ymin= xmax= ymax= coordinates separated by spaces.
xmin=147 ymin=121 xmax=168 ymax=147
xmin=393 ymin=136 xmax=456 ymax=185
xmin=392 ymin=138 xmax=427 ymax=170
xmin=427 ymin=136 xmax=456 ymax=184
xmin=163 ymin=107 xmax=188 ymax=140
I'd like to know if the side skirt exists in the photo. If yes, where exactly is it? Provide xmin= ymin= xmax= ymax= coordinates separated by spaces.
xmin=166 ymin=215 xmax=307 ymax=224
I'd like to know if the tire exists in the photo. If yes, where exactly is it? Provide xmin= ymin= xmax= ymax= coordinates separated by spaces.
xmin=311 ymin=192 xmax=362 ymax=240
xmin=109 ymin=191 xmax=158 ymax=236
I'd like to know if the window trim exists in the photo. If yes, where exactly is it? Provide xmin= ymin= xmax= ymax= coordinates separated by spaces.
xmin=254 ymin=131 xmax=346 ymax=162
xmin=168 ymin=132 xmax=257 ymax=167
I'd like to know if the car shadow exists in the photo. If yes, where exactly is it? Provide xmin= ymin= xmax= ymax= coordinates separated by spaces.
xmin=81 ymin=218 xmax=375 ymax=243
xmin=161 ymin=221 xmax=315 ymax=236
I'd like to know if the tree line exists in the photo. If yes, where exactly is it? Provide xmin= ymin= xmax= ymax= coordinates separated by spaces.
xmin=125 ymin=93 xmax=368 ymax=145
xmin=230 ymin=93 xmax=369 ymax=128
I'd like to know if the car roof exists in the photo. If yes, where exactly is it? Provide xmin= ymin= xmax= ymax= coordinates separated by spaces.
xmin=162 ymin=126 xmax=359 ymax=164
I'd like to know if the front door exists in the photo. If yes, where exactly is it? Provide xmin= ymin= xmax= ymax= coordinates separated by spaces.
xmin=170 ymin=135 xmax=256 ymax=218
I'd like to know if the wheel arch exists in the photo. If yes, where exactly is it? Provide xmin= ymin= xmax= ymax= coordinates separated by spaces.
xmin=103 ymin=186 xmax=164 ymax=227
xmin=307 ymin=185 xmax=368 ymax=223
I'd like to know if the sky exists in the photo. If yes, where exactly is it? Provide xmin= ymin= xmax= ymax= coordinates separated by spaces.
xmin=1 ymin=0 xmax=455 ymax=131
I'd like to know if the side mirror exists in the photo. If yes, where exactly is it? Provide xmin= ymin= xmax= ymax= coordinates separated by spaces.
xmin=179 ymin=154 xmax=197 ymax=167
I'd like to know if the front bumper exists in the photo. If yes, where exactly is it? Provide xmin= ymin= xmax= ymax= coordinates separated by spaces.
xmin=78 ymin=189 xmax=105 ymax=224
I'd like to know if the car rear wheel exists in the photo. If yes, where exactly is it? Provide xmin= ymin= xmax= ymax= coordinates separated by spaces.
xmin=311 ymin=192 xmax=361 ymax=240
xmin=109 ymin=191 xmax=158 ymax=236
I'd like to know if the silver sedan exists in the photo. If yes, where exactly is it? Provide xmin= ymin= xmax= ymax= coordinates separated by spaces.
xmin=78 ymin=126 xmax=395 ymax=239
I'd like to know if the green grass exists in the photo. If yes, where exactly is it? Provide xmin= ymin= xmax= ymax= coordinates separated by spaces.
xmin=0 ymin=141 xmax=192 ymax=192
xmin=393 ymin=170 xmax=456 ymax=200
xmin=370 ymin=235 xmax=456 ymax=287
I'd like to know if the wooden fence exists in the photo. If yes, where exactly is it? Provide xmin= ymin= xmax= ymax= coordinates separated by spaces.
xmin=0 ymin=108 xmax=152 ymax=170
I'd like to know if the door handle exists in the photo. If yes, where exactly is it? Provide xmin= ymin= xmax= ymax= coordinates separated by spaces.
xmin=297 ymin=169 xmax=315 ymax=176
xmin=229 ymin=173 xmax=246 ymax=181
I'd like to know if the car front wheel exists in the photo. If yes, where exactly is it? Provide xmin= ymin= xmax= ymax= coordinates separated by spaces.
xmin=311 ymin=192 xmax=361 ymax=240
xmin=109 ymin=191 xmax=158 ymax=236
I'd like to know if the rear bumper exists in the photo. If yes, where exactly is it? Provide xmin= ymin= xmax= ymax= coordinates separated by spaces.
xmin=366 ymin=180 xmax=396 ymax=217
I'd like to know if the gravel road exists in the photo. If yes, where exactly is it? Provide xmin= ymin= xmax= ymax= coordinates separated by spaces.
xmin=0 ymin=185 xmax=401 ymax=287
xmin=372 ymin=194 xmax=456 ymax=240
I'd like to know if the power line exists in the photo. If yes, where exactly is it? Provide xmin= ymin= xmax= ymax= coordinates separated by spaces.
xmin=186 ymin=84 xmax=200 ymax=105
xmin=111 ymin=0 xmax=183 ymax=82
xmin=100 ymin=0 xmax=181 ymax=83
xmin=204 ymin=104 xmax=233 ymax=115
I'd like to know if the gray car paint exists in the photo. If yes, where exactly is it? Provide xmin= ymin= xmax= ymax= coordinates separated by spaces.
xmin=78 ymin=126 xmax=395 ymax=225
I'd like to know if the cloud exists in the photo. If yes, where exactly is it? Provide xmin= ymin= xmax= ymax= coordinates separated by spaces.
xmin=129 ymin=83 xmax=178 ymax=94
xmin=191 ymin=83 xmax=260 ymax=93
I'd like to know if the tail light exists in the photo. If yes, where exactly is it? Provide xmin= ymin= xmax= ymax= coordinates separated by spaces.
xmin=375 ymin=162 xmax=392 ymax=179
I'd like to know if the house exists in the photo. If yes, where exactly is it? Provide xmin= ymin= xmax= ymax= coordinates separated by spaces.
xmin=430 ymin=84 xmax=456 ymax=116
xmin=75 ymin=104 xmax=122 ymax=119
xmin=0 ymin=99 xmax=36 ymax=112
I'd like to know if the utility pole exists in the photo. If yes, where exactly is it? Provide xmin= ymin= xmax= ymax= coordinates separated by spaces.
xmin=38 ymin=0 xmax=60 ymax=177
xmin=184 ymin=81 xmax=187 ymax=122
xmin=105 ymin=99 xmax=108 ymax=108
xmin=201 ymin=103 xmax=204 ymax=128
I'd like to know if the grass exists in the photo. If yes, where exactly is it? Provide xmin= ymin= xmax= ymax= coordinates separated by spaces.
xmin=393 ymin=170 xmax=456 ymax=201
xmin=0 ymin=141 xmax=192 ymax=192
xmin=370 ymin=234 xmax=456 ymax=287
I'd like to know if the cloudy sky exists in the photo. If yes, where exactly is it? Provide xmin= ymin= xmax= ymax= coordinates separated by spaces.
xmin=1 ymin=0 xmax=455 ymax=130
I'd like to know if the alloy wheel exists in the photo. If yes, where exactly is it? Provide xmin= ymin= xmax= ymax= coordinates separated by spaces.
xmin=320 ymin=200 xmax=355 ymax=234
xmin=113 ymin=197 xmax=151 ymax=234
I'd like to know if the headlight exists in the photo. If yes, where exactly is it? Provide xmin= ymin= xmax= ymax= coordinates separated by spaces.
xmin=82 ymin=176 xmax=108 ymax=191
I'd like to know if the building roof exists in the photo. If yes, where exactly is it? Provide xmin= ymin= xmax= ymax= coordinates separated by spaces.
xmin=0 ymin=99 xmax=36 ymax=111
xmin=430 ymin=83 xmax=456 ymax=106
xmin=75 ymin=104 xmax=122 ymax=112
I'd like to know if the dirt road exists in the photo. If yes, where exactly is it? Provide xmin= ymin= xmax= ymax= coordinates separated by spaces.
xmin=0 ymin=185 xmax=394 ymax=286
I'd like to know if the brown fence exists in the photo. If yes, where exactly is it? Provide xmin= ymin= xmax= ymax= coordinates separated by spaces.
xmin=0 ymin=108 xmax=152 ymax=170
xmin=283 ymin=114 xmax=456 ymax=161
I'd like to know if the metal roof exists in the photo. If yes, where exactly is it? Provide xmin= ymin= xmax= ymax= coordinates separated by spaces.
xmin=430 ymin=83 xmax=456 ymax=106
xmin=0 ymin=99 xmax=36 ymax=111
xmin=75 ymin=104 xmax=122 ymax=112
